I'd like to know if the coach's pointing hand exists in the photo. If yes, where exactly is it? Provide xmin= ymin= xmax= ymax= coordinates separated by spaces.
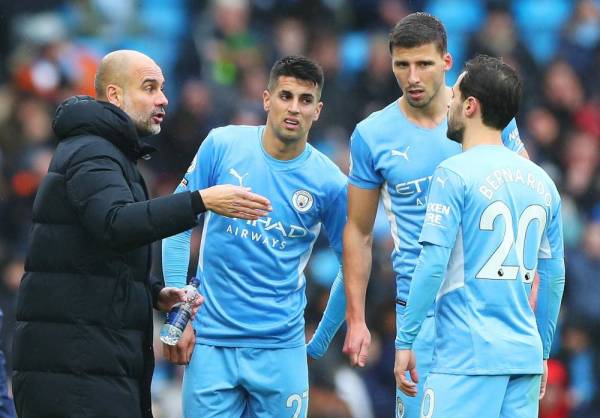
xmin=199 ymin=185 xmax=272 ymax=220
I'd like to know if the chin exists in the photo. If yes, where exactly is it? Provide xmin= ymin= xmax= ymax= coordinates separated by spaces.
xmin=138 ymin=124 xmax=161 ymax=137
xmin=446 ymin=129 xmax=463 ymax=144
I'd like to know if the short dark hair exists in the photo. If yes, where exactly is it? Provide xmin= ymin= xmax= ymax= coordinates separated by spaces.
xmin=389 ymin=12 xmax=447 ymax=55
xmin=459 ymin=54 xmax=522 ymax=130
xmin=267 ymin=55 xmax=324 ymax=95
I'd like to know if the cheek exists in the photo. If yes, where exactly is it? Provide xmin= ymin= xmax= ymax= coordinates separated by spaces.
xmin=392 ymin=69 xmax=405 ymax=83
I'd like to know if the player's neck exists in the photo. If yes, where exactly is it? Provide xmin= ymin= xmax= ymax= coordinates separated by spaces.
xmin=262 ymin=126 xmax=307 ymax=161
xmin=398 ymin=86 xmax=451 ymax=129
xmin=462 ymin=124 xmax=503 ymax=151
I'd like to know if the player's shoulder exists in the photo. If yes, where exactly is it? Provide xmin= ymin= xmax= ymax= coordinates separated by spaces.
xmin=208 ymin=124 xmax=261 ymax=145
xmin=436 ymin=151 xmax=469 ymax=176
xmin=306 ymin=143 xmax=347 ymax=188
xmin=354 ymin=101 xmax=398 ymax=140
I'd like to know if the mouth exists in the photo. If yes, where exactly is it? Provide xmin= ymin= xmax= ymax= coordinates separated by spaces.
xmin=283 ymin=117 xmax=300 ymax=130
xmin=151 ymin=112 xmax=165 ymax=124
xmin=407 ymin=89 xmax=425 ymax=101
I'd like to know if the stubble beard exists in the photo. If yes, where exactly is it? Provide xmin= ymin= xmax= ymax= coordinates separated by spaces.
xmin=446 ymin=119 xmax=464 ymax=144
xmin=122 ymin=96 xmax=161 ymax=137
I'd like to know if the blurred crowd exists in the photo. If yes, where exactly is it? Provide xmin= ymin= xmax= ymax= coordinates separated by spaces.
xmin=0 ymin=0 xmax=599 ymax=417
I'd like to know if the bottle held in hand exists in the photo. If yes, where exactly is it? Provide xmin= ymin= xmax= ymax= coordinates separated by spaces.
xmin=160 ymin=278 xmax=200 ymax=346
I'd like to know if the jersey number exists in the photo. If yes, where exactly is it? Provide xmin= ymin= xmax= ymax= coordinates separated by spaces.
xmin=476 ymin=201 xmax=547 ymax=281
xmin=286 ymin=391 xmax=308 ymax=418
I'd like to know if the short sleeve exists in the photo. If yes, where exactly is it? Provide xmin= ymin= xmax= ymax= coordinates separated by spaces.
xmin=418 ymin=167 xmax=464 ymax=248
xmin=348 ymin=128 xmax=383 ymax=189
xmin=501 ymin=118 xmax=525 ymax=154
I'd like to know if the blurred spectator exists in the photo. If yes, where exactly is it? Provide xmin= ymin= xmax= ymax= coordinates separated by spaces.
xmin=565 ymin=220 xmax=600 ymax=329
xmin=201 ymin=0 xmax=263 ymax=88
xmin=542 ymin=59 xmax=585 ymax=133
xmin=562 ymin=323 xmax=597 ymax=416
xmin=558 ymin=0 xmax=600 ymax=78
xmin=523 ymin=106 xmax=563 ymax=179
xmin=562 ymin=131 xmax=600 ymax=212
xmin=466 ymin=3 xmax=539 ymax=107
xmin=309 ymin=31 xmax=352 ymax=136
xmin=271 ymin=17 xmax=309 ymax=59
xmin=152 ymin=79 xmax=226 ymax=176
xmin=352 ymin=34 xmax=399 ymax=120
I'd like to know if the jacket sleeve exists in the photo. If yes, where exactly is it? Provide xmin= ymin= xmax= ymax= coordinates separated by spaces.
xmin=65 ymin=147 xmax=199 ymax=252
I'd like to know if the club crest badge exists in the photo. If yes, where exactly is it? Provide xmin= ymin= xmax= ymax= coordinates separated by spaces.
xmin=292 ymin=190 xmax=313 ymax=213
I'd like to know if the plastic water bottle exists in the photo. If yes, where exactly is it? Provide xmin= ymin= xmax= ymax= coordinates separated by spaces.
xmin=159 ymin=278 xmax=200 ymax=346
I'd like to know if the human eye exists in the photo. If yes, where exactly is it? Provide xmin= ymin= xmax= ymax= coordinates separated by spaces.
xmin=301 ymin=95 xmax=314 ymax=104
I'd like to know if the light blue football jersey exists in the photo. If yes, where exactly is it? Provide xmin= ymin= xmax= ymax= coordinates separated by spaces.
xmin=418 ymin=145 xmax=563 ymax=374
xmin=162 ymin=125 xmax=347 ymax=348
xmin=349 ymin=101 xmax=524 ymax=302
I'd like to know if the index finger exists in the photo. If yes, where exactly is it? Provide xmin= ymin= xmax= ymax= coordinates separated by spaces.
xmin=243 ymin=191 xmax=271 ymax=208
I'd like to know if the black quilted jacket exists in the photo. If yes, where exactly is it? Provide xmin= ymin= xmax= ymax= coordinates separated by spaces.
xmin=13 ymin=96 xmax=199 ymax=418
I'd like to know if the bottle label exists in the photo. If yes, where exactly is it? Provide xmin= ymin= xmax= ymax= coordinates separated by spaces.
xmin=165 ymin=306 xmax=192 ymax=332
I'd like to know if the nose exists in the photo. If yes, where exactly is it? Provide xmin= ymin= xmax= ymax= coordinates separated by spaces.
xmin=408 ymin=65 xmax=420 ymax=85
xmin=288 ymin=98 xmax=300 ymax=114
xmin=157 ymin=90 xmax=168 ymax=108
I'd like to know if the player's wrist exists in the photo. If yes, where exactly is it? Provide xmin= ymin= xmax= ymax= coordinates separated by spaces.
xmin=346 ymin=311 xmax=366 ymax=325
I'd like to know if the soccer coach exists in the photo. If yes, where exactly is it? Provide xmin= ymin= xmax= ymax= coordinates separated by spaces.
xmin=12 ymin=50 xmax=270 ymax=418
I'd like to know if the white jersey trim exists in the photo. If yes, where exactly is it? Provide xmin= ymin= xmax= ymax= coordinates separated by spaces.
xmin=198 ymin=212 xmax=212 ymax=272
xmin=437 ymin=227 xmax=465 ymax=300
xmin=381 ymin=182 xmax=401 ymax=252
xmin=296 ymin=222 xmax=322 ymax=290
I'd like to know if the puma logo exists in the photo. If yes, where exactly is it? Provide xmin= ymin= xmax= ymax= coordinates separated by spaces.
xmin=391 ymin=146 xmax=410 ymax=161
xmin=229 ymin=168 xmax=249 ymax=186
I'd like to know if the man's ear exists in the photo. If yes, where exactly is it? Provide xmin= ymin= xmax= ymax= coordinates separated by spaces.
xmin=263 ymin=89 xmax=271 ymax=113
xmin=313 ymin=101 xmax=323 ymax=122
xmin=106 ymin=84 xmax=123 ymax=107
xmin=464 ymin=96 xmax=478 ymax=118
